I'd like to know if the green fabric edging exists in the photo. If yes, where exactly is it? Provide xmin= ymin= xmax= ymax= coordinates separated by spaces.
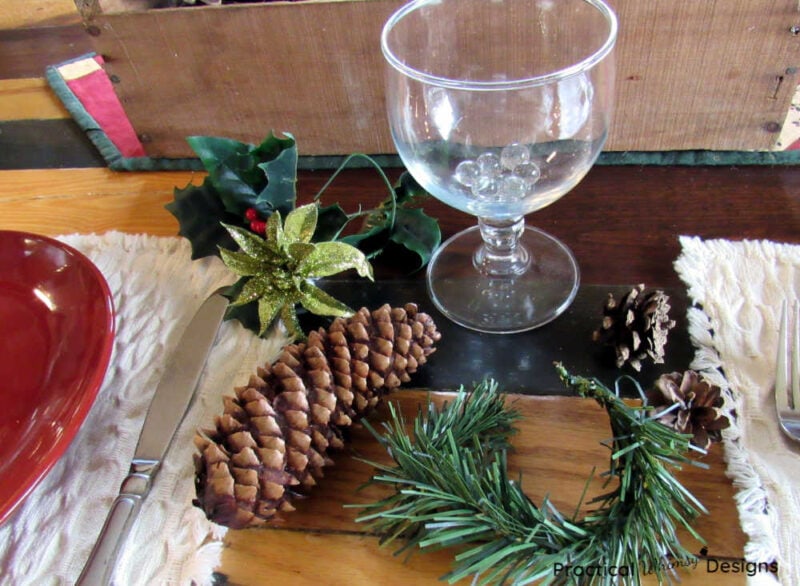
xmin=45 ymin=54 xmax=201 ymax=172
xmin=597 ymin=150 xmax=800 ymax=166
xmin=298 ymin=150 xmax=800 ymax=170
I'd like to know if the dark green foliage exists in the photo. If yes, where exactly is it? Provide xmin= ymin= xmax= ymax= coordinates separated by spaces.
xmin=165 ymin=135 xmax=441 ymax=270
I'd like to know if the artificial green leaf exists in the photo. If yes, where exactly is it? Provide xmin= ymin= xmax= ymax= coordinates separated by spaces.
xmin=231 ymin=275 xmax=273 ymax=306
xmin=279 ymin=303 xmax=304 ymax=341
xmin=187 ymin=135 xmax=252 ymax=176
xmin=165 ymin=180 xmax=239 ymax=259
xmin=266 ymin=211 xmax=284 ymax=250
xmin=257 ymin=296 xmax=282 ymax=335
xmin=186 ymin=136 xmax=266 ymax=212
xmin=299 ymin=281 xmax=355 ymax=317
xmin=222 ymin=278 xmax=260 ymax=332
xmin=256 ymin=135 xmax=298 ymax=217
xmin=287 ymin=242 xmax=316 ymax=264
xmin=283 ymin=203 xmax=318 ymax=244
xmin=340 ymin=224 xmax=390 ymax=260
xmin=209 ymin=162 xmax=260 ymax=215
xmin=251 ymin=131 xmax=295 ymax=163
xmin=218 ymin=247 xmax=270 ymax=276
xmin=314 ymin=203 xmax=351 ymax=242
xmin=322 ymin=170 xmax=439 ymax=268
xmin=297 ymin=241 xmax=374 ymax=280
xmin=221 ymin=223 xmax=278 ymax=260
xmin=394 ymin=171 xmax=428 ymax=205
xmin=389 ymin=207 xmax=442 ymax=269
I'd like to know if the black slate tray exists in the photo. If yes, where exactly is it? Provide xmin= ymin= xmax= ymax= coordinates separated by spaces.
xmin=314 ymin=280 xmax=695 ymax=397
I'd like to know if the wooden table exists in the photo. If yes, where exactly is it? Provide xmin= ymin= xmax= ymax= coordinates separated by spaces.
xmin=2 ymin=163 xmax=799 ymax=585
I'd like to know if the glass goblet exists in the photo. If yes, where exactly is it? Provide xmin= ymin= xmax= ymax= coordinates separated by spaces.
xmin=381 ymin=0 xmax=617 ymax=333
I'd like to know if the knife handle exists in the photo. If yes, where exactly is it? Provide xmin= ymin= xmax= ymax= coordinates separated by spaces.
xmin=77 ymin=460 xmax=159 ymax=586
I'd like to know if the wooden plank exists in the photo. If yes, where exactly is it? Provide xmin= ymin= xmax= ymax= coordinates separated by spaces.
xmin=218 ymin=390 xmax=747 ymax=585
xmin=221 ymin=530 xmax=745 ymax=585
xmin=0 ymin=187 xmax=178 ymax=235
xmin=0 ymin=168 xmax=198 ymax=201
xmin=0 ymin=78 xmax=71 ymax=120
xmin=0 ymin=168 xmax=197 ymax=235
xmin=607 ymin=0 xmax=798 ymax=152
xmin=0 ymin=0 xmax=81 ymax=29
xmin=83 ymin=0 xmax=798 ymax=157
xmin=0 ymin=24 xmax=94 ymax=80
xmin=87 ymin=0 xmax=401 ymax=158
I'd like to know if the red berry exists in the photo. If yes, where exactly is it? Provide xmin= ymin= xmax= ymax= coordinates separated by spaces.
xmin=244 ymin=207 xmax=259 ymax=221
xmin=250 ymin=220 xmax=267 ymax=235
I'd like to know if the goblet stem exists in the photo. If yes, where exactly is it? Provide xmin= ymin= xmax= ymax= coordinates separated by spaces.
xmin=473 ymin=217 xmax=531 ymax=277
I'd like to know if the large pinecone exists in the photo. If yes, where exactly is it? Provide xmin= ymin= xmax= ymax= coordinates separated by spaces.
xmin=645 ymin=370 xmax=731 ymax=450
xmin=194 ymin=303 xmax=441 ymax=528
xmin=592 ymin=284 xmax=676 ymax=371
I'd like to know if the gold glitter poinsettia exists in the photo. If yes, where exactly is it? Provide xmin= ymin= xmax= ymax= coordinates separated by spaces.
xmin=220 ymin=203 xmax=373 ymax=339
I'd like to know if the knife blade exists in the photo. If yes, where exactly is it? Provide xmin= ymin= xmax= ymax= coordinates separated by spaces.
xmin=77 ymin=289 xmax=229 ymax=586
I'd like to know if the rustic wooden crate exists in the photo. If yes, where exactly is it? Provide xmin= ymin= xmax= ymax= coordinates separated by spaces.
xmin=79 ymin=0 xmax=799 ymax=158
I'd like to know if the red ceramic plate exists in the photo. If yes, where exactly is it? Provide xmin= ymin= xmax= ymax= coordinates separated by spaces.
xmin=0 ymin=231 xmax=114 ymax=525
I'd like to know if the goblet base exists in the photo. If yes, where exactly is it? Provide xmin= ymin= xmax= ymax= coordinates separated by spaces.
xmin=426 ymin=225 xmax=579 ymax=333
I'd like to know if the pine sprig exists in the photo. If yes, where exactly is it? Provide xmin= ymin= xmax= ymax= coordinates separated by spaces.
xmin=354 ymin=367 xmax=709 ymax=585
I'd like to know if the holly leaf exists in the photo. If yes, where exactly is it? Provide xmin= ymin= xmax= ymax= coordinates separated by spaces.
xmin=252 ymin=131 xmax=295 ymax=162
xmin=389 ymin=207 xmax=442 ymax=269
xmin=186 ymin=136 xmax=264 ymax=214
xmin=186 ymin=132 xmax=298 ymax=218
xmin=340 ymin=224 xmax=391 ymax=260
xmin=394 ymin=171 xmax=429 ymax=205
xmin=208 ymin=163 xmax=261 ymax=215
xmin=255 ymin=133 xmax=297 ymax=217
xmin=333 ymin=170 xmax=440 ymax=268
xmin=314 ymin=203 xmax=351 ymax=242
xmin=165 ymin=181 xmax=239 ymax=259
xmin=187 ymin=135 xmax=252 ymax=177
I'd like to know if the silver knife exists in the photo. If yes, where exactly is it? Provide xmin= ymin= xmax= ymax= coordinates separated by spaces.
xmin=77 ymin=289 xmax=229 ymax=586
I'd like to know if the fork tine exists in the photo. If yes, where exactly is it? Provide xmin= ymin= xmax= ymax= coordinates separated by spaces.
xmin=776 ymin=300 xmax=790 ymax=413
xmin=792 ymin=299 xmax=800 ymax=411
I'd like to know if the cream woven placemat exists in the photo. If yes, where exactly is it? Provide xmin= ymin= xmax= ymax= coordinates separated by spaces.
xmin=676 ymin=236 xmax=800 ymax=586
xmin=0 ymin=232 xmax=287 ymax=585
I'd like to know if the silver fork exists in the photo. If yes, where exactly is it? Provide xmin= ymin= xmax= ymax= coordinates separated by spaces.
xmin=776 ymin=299 xmax=800 ymax=442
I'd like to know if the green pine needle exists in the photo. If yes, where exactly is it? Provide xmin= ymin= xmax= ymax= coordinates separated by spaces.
xmin=353 ymin=366 xmax=709 ymax=585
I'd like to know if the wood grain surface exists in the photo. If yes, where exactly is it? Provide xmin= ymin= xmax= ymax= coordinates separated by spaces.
xmin=0 ymin=78 xmax=70 ymax=121
xmin=83 ymin=0 xmax=797 ymax=156
xmin=219 ymin=390 xmax=747 ymax=585
xmin=2 ymin=165 xmax=798 ymax=287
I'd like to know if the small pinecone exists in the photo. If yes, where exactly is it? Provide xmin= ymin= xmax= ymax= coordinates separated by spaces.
xmin=592 ymin=284 xmax=676 ymax=371
xmin=193 ymin=303 xmax=441 ymax=529
xmin=646 ymin=370 xmax=731 ymax=450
